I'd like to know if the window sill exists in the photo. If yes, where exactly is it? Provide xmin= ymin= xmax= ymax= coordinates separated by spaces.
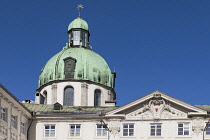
xmin=43 ymin=137 xmax=56 ymax=138
xmin=148 ymin=136 xmax=164 ymax=139
xmin=94 ymin=136 xmax=108 ymax=139
xmin=67 ymin=137 xmax=82 ymax=139
xmin=175 ymin=135 xmax=191 ymax=138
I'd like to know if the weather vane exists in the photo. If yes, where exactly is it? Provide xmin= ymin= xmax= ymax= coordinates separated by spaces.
xmin=77 ymin=4 xmax=84 ymax=17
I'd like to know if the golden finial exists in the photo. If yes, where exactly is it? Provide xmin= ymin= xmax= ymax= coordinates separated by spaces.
xmin=77 ymin=4 xmax=84 ymax=17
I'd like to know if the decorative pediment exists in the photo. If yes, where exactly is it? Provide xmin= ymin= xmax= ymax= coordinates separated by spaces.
xmin=127 ymin=97 xmax=187 ymax=120
xmin=106 ymin=91 xmax=207 ymax=120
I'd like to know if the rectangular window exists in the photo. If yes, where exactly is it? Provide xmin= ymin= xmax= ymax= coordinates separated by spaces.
xmin=206 ymin=124 xmax=210 ymax=135
xmin=123 ymin=124 xmax=134 ymax=136
xmin=73 ymin=31 xmax=80 ymax=45
xmin=178 ymin=123 xmax=189 ymax=135
xmin=0 ymin=106 xmax=7 ymax=122
xmin=11 ymin=115 xmax=17 ymax=129
xmin=21 ymin=122 xmax=26 ymax=135
xmin=82 ymin=31 xmax=85 ymax=47
xmin=44 ymin=125 xmax=55 ymax=137
xmin=96 ymin=124 xmax=107 ymax=136
xmin=70 ymin=124 xmax=81 ymax=137
xmin=151 ymin=124 xmax=161 ymax=136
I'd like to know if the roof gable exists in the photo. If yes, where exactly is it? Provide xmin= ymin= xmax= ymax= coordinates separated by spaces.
xmin=106 ymin=91 xmax=207 ymax=120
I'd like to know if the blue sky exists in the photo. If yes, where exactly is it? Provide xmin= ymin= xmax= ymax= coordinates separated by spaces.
xmin=0 ymin=1 xmax=210 ymax=106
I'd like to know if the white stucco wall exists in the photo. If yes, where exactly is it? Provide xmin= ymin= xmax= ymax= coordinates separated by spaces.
xmin=28 ymin=117 xmax=209 ymax=140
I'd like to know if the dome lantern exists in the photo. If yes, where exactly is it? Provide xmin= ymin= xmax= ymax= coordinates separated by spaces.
xmin=67 ymin=5 xmax=90 ymax=49
xmin=68 ymin=17 xmax=90 ymax=49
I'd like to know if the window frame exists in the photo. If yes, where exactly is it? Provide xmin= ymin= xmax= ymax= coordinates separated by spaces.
xmin=11 ymin=115 xmax=17 ymax=129
xmin=73 ymin=30 xmax=80 ymax=45
xmin=0 ymin=106 xmax=7 ymax=122
xmin=69 ymin=124 xmax=81 ymax=137
xmin=21 ymin=122 xmax=26 ymax=135
xmin=96 ymin=124 xmax=108 ymax=136
xmin=94 ymin=89 xmax=101 ymax=107
xmin=150 ymin=123 xmax=161 ymax=136
xmin=122 ymin=124 xmax=134 ymax=136
xmin=206 ymin=123 xmax=210 ymax=135
xmin=63 ymin=86 xmax=74 ymax=106
xmin=44 ymin=125 xmax=56 ymax=137
xmin=178 ymin=123 xmax=190 ymax=136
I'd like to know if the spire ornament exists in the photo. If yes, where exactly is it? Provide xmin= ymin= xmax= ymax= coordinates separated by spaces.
xmin=77 ymin=4 xmax=84 ymax=17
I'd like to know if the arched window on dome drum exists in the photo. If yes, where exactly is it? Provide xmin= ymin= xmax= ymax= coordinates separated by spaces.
xmin=64 ymin=58 xmax=76 ymax=79
xmin=40 ymin=94 xmax=45 ymax=104
xmin=94 ymin=89 xmax=101 ymax=107
xmin=64 ymin=87 xmax=74 ymax=106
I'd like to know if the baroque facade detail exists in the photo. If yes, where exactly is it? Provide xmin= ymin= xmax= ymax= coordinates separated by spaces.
xmin=129 ymin=94 xmax=186 ymax=120
xmin=192 ymin=118 xmax=204 ymax=135
xmin=109 ymin=119 xmax=121 ymax=136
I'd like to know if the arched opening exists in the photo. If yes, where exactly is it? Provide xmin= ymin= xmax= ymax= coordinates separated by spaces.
xmin=63 ymin=86 xmax=74 ymax=106
xmin=40 ymin=94 xmax=45 ymax=104
xmin=43 ymin=91 xmax=47 ymax=104
xmin=64 ymin=58 xmax=76 ymax=79
xmin=94 ymin=89 xmax=101 ymax=107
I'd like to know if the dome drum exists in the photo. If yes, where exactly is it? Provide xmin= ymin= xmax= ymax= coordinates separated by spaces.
xmin=35 ymin=81 xmax=116 ymax=106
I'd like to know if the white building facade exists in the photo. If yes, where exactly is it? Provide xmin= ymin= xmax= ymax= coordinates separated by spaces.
xmin=25 ymin=90 xmax=210 ymax=140
xmin=0 ymin=84 xmax=32 ymax=140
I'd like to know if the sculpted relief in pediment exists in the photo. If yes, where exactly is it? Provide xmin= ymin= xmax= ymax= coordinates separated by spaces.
xmin=127 ymin=94 xmax=187 ymax=120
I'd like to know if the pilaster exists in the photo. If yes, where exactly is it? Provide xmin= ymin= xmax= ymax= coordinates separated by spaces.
xmin=51 ymin=83 xmax=57 ymax=104
xmin=81 ymin=83 xmax=88 ymax=106
xmin=109 ymin=119 xmax=121 ymax=140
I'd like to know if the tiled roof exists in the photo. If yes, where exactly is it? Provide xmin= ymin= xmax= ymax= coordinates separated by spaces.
xmin=195 ymin=105 xmax=210 ymax=111
xmin=23 ymin=103 xmax=118 ymax=114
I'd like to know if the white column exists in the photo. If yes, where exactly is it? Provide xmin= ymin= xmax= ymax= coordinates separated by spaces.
xmin=51 ymin=83 xmax=57 ymax=104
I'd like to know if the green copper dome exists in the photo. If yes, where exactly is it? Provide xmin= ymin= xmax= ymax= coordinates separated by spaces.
xmin=39 ymin=46 xmax=114 ymax=88
xmin=68 ymin=17 xmax=89 ymax=31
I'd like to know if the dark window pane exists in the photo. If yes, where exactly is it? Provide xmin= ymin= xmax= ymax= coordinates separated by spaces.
xmin=178 ymin=124 xmax=183 ymax=127
xmin=64 ymin=59 xmax=76 ymax=79
xmin=157 ymin=125 xmax=161 ymax=128
xmin=178 ymin=128 xmax=183 ymax=131
xmin=130 ymin=125 xmax=134 ymax=128
xmin=76 ymin=125 xmax=80 ymax=128
xmin=129 ymin=129 xmax=134 ymax=133
xmin=151 ymin=129 xmax=155 ymax=132
xmin=94 ymin=90 xmax=101 ymax=106
xmin=123 ymin=125 xmax=128 ymax=128
xmin=206 ymin=131 xmax=210 ymax=135
xmin=157 ymin=129 xmax=161 ymax=132
xmin=157 ymin=132 xmax=161 ymax=136
xmin=123 ymin=132 xmax=128 ymax=136
xmin=123 ymin=129 xmax=128 ymax=133
xmin=184 ymin=131 xmax=189 ymax=135
xmin=178 ymin=131 xmax=183 ymax=135
xmin=129 ymin=132 xmax=134 ymax=136
xmin=64 ymin=87 xmax=74 ymax=105
xmin=151 ymin=132 xmax=155 ymax=136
